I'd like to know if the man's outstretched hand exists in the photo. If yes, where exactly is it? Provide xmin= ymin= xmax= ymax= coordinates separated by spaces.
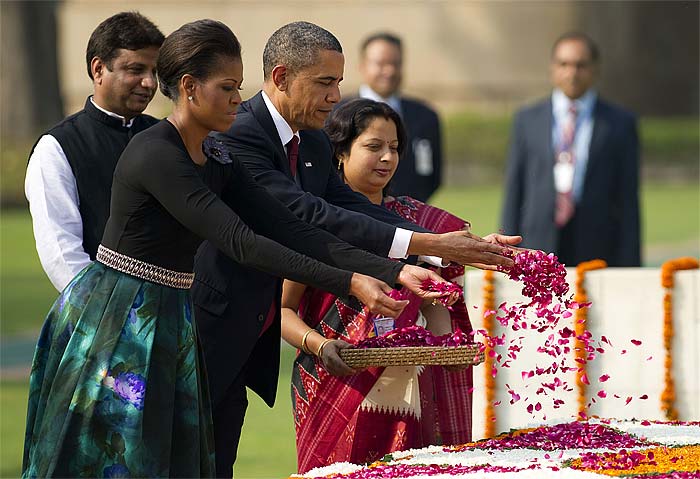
xmin=466 ymin=232 xmax=526 ymax=270
xmin=414 ymin=230 xmax=523 ymax=270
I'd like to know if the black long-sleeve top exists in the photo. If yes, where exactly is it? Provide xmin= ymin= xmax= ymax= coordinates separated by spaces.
xmin=102 ymin=120 xmax=403 ymax=296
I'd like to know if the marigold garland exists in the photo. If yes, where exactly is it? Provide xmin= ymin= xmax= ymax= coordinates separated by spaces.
xmin=660 ymin=257 xmax=699 ymax=421
xmin=568 ymin=444 xmax=700 ymax=476
xmin=574 ymin=259 xmax=607 ymax=415
xmin=482 ymin=270 xmax=497 ymax=438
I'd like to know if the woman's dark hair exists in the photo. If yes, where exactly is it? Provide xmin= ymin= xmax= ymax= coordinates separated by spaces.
xmin=325 ymin=98 xmax=407 ymax=168
xmin=86 ymin=11 xmax=164 ymax=80
xmin=325 ymin=99 xmax=407 ymax=196
xmin=157 ymin=19 xmax=242 ymax=100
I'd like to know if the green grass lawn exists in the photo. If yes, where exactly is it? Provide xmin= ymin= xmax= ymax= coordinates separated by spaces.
xmin=0 ymin=380 xmax=29 ymax=478
xmin=235 ymin=346 xmax=298 ymax=478
xmin=0 ymin=183 xmax=698 ymax=477
xmin=0 ymin=210 xmax=57 ymax=337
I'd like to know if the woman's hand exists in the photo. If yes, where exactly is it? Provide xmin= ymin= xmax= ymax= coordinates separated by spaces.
xmin=318 ymin=339 xmax=357 ymax=376
xmin=349 ymin=273 xmax=409 ymax=317
xmin=442 ymin=289 xmax=461 ymax=306
xmin=397 ymin=264 xmax=455 ymax=301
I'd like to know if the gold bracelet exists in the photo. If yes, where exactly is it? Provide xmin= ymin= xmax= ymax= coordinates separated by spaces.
xmin=300 ymin=329 xmax=315 ymax=355
xmin=316 ymin=338 xmax=333 ymax=358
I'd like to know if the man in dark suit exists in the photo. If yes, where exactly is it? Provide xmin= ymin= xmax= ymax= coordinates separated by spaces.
xmin=194 ymin=21 xmax=520 ymax=477
xmin=501 ymin=32 xmax=641 ymax=267
xmin=354 ymin=32 xmax=442 ymax=202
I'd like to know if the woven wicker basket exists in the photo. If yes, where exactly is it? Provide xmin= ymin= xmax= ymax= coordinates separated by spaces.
xmin=339 ymin=344 xmax=484 ymax=368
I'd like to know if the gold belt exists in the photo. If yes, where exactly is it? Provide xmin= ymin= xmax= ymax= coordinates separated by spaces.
xmin=96 ymin=244 xmax=194 ymax=290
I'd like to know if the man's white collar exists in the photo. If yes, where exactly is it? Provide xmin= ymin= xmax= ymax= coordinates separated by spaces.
xmin=261 ymin=90 xmax=301 ymax=147
xmin=359 ymin=85 xmax=401 ymax=114
xmin=552 ymin=88 xmax=597 ymax=115
xmin=89 ymin=96 xmax=134 ymax=128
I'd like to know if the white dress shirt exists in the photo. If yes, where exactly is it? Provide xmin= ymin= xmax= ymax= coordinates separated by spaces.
xmin=551 ymin=88 xmax=597 ymax=202
xmin=261 ymin=91 xmax=443 ymax=266
xmin=25 ymin=97 xmax=133 ymax=291
xmin=359 ymin=84 xmax=402 ymax=116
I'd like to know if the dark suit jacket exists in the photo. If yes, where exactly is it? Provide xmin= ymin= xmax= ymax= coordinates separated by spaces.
xmin=500 ymin=96 xmax=641 ymax=266
xmin=228 ymin=92 xmax=426 ymax=251
xmin=341 ymin=95 xmax=442 ymax=202
xmin=194 ymin=92 xmax=427 ymax=407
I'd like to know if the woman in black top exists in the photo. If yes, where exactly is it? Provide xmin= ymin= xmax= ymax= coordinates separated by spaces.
xmin=22 ymin=20 xmax=449 ymax=477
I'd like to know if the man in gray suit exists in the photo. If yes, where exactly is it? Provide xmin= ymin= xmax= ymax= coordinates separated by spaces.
xmin=501 ymin=32 xmax=641 ymax=266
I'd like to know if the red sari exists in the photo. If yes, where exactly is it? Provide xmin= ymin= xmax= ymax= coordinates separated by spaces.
xmin=291 ymin=196 xmax=474 ymax=473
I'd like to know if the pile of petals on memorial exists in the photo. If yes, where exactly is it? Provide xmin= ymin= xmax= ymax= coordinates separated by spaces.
xmin=290 ymin=418 xmax=700 ymax=479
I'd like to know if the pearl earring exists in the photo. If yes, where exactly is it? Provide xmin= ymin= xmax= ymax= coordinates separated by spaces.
xmin=187 ymin=95 xmax=193 ymax=101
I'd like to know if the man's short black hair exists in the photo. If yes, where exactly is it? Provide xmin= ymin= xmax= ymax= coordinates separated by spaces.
xmin=360 ymin=32 xmax=402 ymax=57
xmin=85 ymin=11 xmax=164 ymax=79
xmin=551 ymin=31 xmax=600 ymax=63
xmin=263 ymin=22 xmax=342 ymax=80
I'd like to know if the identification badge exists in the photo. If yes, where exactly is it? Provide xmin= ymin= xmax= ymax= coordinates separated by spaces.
xmin=413 ymin=139 xmax=433 ymax=176
xmin=554 ymin=158 xmax=575 ymax=193
xmin=372 ymin=317 xmax=395 ymax=337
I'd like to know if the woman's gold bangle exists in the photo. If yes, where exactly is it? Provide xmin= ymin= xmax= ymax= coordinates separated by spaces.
xmin=300 ymin=329 xmax=315 ymax=355
xmin=316 ymin=338 xmax=333 ymax=358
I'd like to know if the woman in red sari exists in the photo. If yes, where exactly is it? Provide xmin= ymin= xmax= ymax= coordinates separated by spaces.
xmin=281 ymin=99 xmax=481 ymax=473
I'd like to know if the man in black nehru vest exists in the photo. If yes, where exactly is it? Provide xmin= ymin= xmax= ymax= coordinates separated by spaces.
xmin=25 ymin=12 xmax=164 ymax=291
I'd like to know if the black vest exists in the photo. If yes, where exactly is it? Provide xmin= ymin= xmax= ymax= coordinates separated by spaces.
xmin=31 ymin=97 xmax=159 ymax=259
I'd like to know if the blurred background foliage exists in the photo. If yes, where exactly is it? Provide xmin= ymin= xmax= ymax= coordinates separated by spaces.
xmin=2 ymin=112 xmax=698 ymax=206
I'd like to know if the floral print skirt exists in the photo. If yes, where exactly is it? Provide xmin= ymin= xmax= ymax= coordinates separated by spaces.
xmin=22 ymin=262 xmax=215 ymax=478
